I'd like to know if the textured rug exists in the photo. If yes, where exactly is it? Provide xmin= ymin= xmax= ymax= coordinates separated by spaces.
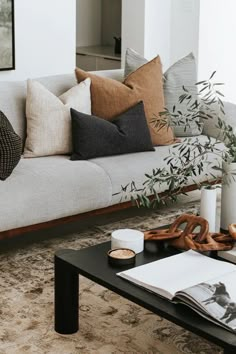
xmin=0 ymin=199 xmax=223 ymax=354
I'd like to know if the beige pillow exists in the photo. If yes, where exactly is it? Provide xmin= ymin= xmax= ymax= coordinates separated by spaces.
xmin=75 ymin=56 xmax=174 ymax=145
xmin=24 ymin=78 xmax=91 ymax=157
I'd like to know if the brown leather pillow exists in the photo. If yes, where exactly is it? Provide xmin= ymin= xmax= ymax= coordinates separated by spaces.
xmin=75 ymin=56 xmax=175 ymax=146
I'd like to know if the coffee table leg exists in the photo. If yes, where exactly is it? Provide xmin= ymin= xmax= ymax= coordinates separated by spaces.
xmin=54 ymin=253 xmax=79 ymax=334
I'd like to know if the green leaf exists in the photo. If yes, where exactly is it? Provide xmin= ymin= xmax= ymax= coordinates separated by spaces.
xmin=195 ymin=80 xmax=206 ymax=85
xmin=216 ymin=90 xmax=225 ymax=97
xmin=209 ymin=71 xmax=216 ymax=79
xmin=199 ymin=86 xmax=208 ymax=93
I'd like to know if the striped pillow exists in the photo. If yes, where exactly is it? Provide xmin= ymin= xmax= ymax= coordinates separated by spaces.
xmin=124 ymin=48 xmax=148 ymax=77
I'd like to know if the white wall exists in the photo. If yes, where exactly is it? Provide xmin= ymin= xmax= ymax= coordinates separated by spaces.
xmin=76 ymin=0 xmax=101 ymax=47
xmin=121 ymin=0 xmax=146 ymax=65
xmin=198 ymin=0 xmax=236 ymax=103
xmin=168 ymin=0 xmax=236 ymax=103
xmin=0 ymin=0 xmax=76 ymax=81
xmin=144 ymin=0 xmax=171 ymax=70
xmin=122 ymin=0 xmax=172 ymax=70
xmin=101 ymin=0 xmax=121 ymax=46
xmin=121 ymin=0 xmax=197 ymax=71
xmin=170 ymin=0 xmax=200 ymax=66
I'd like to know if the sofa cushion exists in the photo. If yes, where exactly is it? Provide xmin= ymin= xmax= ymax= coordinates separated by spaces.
xmin=90 ymin=69 xmax=124 ymax=82
xmin=0 ymin=111 xmax=22 ymax=180
xmin=0 ymin=74 xmax=77 ymax=145
xmin=70 ymin=101 xmax=154 ymax=160
xmin=0 ymin=156 xmax=112 ymax=231
xmin=0 ymin=81 xmax=27 ymax=143
xmin=90 ymin=135 xmax=224 ymax=205
xmin=202 ymin=101 xmax=236 ymax=140
xmin=163 ymin=53 xmax=200 ymax=136
xmin=124 ymin=51 xmax=200 ymax=137
xmin=75 ymin=56 xmax=175 ymax=146
xmin=24 ymin=78 xmax=91 ymax=157
xmin=0 ymin=71 xmax=123 ymax=151
xmin=125 ymin=48 xmax=148 ymax=77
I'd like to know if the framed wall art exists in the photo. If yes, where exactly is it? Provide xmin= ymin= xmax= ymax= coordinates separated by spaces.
xmin=0 ymin=0 xmax=15 ymax=71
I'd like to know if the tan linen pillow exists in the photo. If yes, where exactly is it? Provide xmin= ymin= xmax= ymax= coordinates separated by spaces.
xmin=24 ymin=78 xmax=91 ymax=157
xmin=75 ymin=56 xmax=174 ymax=145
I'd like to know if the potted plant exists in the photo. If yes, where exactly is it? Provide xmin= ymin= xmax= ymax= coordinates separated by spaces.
xmin=116 ymin=72 xmax=236 ymax=230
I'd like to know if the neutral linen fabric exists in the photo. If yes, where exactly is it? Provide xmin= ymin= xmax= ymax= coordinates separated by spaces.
xmin=36 ymin=73 xmax=77 ymax=97
xmin=163 ymin=53 xmax=199 ymax=136
xmin=0 ymin=68 xmax=231 ymax=235
xmin=0 ymin=136 xmax=224 ymax=232
xmin=0 ymin=136 xmax=225 ymax=232
xmin=70 ymin=102 xmax=154 ymax=160
xmin=90 ymin=69 xmax=124 ymax=81
xmin=75 ymin=56 xmax=175 ymax=146
xmin=0 ymin=74 xmax=77 ymax=144
xmin=0 ymin=111 xmax=22 ymax=180
xmin=90 ymin=135 xmax=224 ymax=205
xmin=0 ymin=72 xmax=122 ymax=147
xmin=0 ymin=81 xmax=27 ymax=143
xmin=0 ymin=156 xmax=111 ymax=231
xmin=163 ymin=53 xmax=197 ymax=108
xmin=124 ymin=51 xmax=199 ymax=137
xmin=24 ymin=78 xmax=91 ymax=157
xmin=124 ymin=48 xmax=148 ymax=77
xmin=171 ymin=122 xmax=203 ymax=137
xmin=202 ymin=101 xmax=236 ymax=140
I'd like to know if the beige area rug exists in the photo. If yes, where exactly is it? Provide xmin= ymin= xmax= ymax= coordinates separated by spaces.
xmin=0 ymin=197 xmax=223 ymax=354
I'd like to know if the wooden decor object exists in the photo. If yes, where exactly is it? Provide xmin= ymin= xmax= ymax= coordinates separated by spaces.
xmin=144 ymin=214 xmax=235 ymax=252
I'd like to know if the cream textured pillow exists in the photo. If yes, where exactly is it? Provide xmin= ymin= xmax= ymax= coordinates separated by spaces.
xmin=24 ymin=78 xmax=91 ymax=157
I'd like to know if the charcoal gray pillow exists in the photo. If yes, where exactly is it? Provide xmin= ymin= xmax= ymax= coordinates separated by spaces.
xmin=70 ymin=101 xmax=154 ymax=160
xmin=0 ymin=111 xmax=22 ymax=180
xmin=124 ymin=51 xmax=200 ymax=136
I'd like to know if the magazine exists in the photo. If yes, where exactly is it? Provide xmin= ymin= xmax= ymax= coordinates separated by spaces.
xmin=117 ymin=250 xmax=236 ymax=332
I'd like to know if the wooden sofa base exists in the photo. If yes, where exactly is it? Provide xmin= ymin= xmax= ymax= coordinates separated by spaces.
xmin=0 ymin=200 xmax=134 ymax=240
xmin=0 ymin=182 xmax=218 ymax=241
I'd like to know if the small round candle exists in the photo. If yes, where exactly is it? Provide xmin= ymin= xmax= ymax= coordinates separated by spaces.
xmin=109 ymin=249 xmax=135 ymax=259
xmin=107 ymin=248 xmax=136 ymax=266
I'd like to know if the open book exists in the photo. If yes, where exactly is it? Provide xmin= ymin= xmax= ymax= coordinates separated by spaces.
xmin=117 ymin=250 xmax=236 ymax=332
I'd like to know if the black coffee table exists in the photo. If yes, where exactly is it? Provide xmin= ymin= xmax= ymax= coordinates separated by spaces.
xmin=54 ymin=240 xmax=236 ymax=354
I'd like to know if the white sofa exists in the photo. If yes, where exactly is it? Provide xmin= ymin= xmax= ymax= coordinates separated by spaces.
xmin=0 ymin=69 xmax=234 ymax=237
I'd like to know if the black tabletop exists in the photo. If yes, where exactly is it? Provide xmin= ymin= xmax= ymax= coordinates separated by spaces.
xmin=56 ymin=241 xmax=236 ymax=351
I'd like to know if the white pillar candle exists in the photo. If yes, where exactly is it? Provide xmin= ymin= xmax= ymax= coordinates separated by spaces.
xmin=220 ymin=162 xmax=236 ymax=230
xmin=200 ymin=188 xmax=217 ymax=232
xmin=111 ymin=229 xmax=144 ymax=253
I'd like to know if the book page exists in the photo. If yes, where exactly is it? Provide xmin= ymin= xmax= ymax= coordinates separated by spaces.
xmin=177 ymin=271 xmax=236 ymax=332
xmin=117 ymin=250 xmax=236 ymax=300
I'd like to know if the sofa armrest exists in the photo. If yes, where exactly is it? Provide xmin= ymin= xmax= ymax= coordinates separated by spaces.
xmin=203 ymin=101 xmax=236 ymax=140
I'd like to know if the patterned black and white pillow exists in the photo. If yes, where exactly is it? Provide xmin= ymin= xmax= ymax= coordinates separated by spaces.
xmin=0 ymin=111 xmax=22 ymax=181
